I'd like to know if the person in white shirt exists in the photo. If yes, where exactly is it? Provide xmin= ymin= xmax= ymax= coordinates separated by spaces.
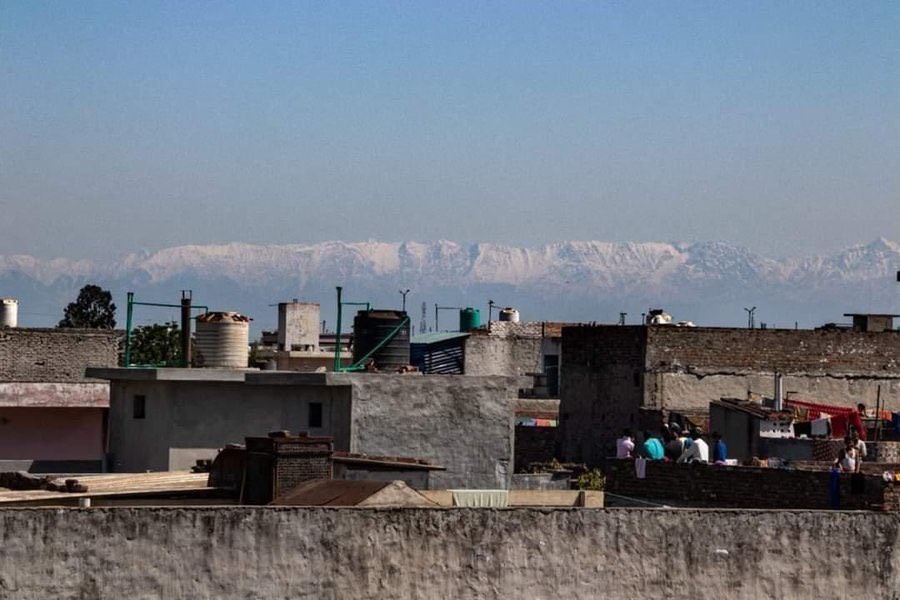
xmin=850 ymin=430 xmax=867 ymax=463
xmin=616 ymin=429 xmax=635 ymax=459
xmin=677 ymin=430 xmax=709 ymax=463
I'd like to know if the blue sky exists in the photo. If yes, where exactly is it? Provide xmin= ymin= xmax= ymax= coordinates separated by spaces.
xmin=1 ymin=1 xmax=898 ymax=259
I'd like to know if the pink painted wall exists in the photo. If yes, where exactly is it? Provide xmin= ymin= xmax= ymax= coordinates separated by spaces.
xmin=0 ymin=408 xmax=105 ymax=460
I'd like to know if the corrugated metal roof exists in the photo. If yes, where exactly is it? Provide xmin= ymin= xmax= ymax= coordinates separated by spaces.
xmin=270 ymin=479 xmax=390 ymax=506
xmin=410 ymin=332 xmax=470 ymax=345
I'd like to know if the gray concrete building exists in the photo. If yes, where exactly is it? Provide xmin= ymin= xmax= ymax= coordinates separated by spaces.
xmin=87 ymin=369 xmax=516 ymax=489
xmin=559 ymin=324 xmax=900 ymax=466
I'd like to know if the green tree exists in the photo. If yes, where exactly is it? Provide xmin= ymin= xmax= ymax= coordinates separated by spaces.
xmin=58 ymin=284 xmax=117 ymax=329
xmin=128 ymin=321 xmax=181 ymax=366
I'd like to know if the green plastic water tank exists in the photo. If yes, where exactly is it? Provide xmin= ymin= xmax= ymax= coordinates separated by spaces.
xmin=459 ymin=307 xmax=481 ymax=331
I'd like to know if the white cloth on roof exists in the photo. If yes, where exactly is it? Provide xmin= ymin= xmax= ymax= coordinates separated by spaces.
xmin=450 ymin=490 xmax=509 ymax=508
xmin=635 ymin=457 xmax=647 ymax=479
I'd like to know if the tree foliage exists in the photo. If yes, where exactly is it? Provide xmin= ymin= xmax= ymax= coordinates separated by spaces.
xmin=58 ymin=284 xmax=117 ymax=329
xmin=128 ymin=321 xmax=182 ymax=366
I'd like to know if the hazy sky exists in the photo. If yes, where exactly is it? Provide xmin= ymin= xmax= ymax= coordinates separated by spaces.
xmin=2 ymin=1 xmax=898 ymax=259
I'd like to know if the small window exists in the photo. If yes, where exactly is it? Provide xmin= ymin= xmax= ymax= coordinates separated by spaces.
xmin=133 ymin=395 xmax=146 ymax=419
xmin=308 ymin=402 xmax=323 ymax=428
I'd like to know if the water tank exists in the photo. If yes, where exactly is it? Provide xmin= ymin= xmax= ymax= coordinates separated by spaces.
xmin=459 ymin=307 xmax=481 ymax=332
xmin=352 ymin=310 xmax=410 ymax=371
xmin=195 ymin=312 xmax=251 ymax=368
xmin=0 ymin=298 xmax=18 ymax=328
xmin=498 ymin=307 xmax=520 ymax=323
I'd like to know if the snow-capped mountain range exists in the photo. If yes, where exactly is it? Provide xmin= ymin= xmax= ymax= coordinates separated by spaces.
xmin=2 ymin=239 xmax=899 ymax=333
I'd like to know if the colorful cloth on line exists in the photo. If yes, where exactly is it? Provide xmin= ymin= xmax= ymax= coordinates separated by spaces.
xmin=785 ymin=399 xmax=866 ymax=440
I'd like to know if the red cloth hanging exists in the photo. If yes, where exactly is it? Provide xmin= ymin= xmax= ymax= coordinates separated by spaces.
xmin=784 ymin=398 xmax=866 ymax=441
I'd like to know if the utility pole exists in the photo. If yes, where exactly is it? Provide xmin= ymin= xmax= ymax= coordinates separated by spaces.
xmin=420 ymin=302 xmax=428 ymax=334
xmin=399 ymin=289 xmax=410 ymax=312
xmin=744 ymin=306 xmax=756 ymax=329
xmin=180 ymin=290 xmax=192 ymax=368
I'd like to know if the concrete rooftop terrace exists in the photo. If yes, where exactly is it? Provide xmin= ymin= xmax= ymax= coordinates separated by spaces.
xmin=84 ymin=368 xmax=473 ymax=386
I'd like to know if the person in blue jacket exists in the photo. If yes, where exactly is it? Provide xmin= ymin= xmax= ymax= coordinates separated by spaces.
xmin=712 ymin=431 xmax=728 ymax=463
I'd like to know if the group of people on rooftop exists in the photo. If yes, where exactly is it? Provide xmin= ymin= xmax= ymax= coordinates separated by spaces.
xmin=616 ymin=424 xmax=728 ymax=464
xmin=615 ymin=422 xmax=869 ymax=473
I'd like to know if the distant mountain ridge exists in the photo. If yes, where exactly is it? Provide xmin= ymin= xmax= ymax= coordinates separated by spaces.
xmin=2 ymin=239 xmax=899 ymax=332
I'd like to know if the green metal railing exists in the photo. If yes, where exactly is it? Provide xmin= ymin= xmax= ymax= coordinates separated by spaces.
xmin=332 ymin=286 xmax=407 ymax=372
xmin=123 ymin=292 xmax=209 ymax=367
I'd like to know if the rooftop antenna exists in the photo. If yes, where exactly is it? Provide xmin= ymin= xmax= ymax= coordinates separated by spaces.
xmin=487 ymin=300 xmax=504 ymax=326
xmin=744 ymin=306 xmax=757 ymax=329
xmin=618 ymin=312 xmax=627 ymax=326
xmin=435 ymin=303 xmax=462 ymax=332
xmin=399 ymin=289 xmax=410 ymax=312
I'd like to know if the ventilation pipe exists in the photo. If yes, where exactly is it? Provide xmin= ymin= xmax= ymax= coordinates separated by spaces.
xmin=774 ymin=372 xmax=784 ymax=411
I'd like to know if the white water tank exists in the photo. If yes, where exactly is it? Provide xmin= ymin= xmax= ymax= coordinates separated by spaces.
xmin=195 ymin=312 xmax=250 ymax=368
xmin=498 ymin=307 xmax=520 ymax=323
xmin=0 ymin=298 xmax=18 ymax=328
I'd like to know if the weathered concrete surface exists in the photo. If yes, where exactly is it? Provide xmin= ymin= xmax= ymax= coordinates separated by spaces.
xmin=0 ymin=382 xmax=109 ymax=407
xmin=652 ymin=371 xmax=900 ymax=412
xmin=348 ymin=374 xmax=515 ymax=489
xmin=107 ymin=380 xmax=352 ymax=472
xmin=1 ymin=507 xmax=899 ymax=599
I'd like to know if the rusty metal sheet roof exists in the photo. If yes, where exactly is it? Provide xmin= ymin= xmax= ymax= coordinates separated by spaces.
xmin=269 ymin=479 xmax=391 ymax=506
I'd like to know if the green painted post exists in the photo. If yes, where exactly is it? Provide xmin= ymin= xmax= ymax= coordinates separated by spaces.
xmin=334 ymin=286 xmax=343 ymax=371
xmin=124 ymin=292 xmax=134 ymax=367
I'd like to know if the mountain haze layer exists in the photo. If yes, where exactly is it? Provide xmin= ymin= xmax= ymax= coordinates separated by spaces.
xmin=2 ymin=239 xmax=899 ymax=334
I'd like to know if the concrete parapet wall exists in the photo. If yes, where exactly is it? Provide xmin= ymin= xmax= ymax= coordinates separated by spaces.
xmin=1 ymin=506 xmax=899 ymax=599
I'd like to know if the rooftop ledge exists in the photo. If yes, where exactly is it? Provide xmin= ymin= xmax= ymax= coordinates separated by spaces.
xmin=84 ymin=368 xmax=373 ymax=386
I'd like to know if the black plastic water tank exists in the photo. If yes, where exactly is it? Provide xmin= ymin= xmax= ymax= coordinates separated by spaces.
xmin=352 ymin=310 xmax=410 ymax=370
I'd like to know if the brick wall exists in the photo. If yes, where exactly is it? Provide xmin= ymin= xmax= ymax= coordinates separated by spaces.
xmin=605 ymin=460 xmax=889 ymax=510
xmin=243 ymin=434 xmax=334 ymax=504
xmin=0 ymin=328 xmax=120 ymax=383
xmin=559 ymin=326 xmax=647 ymax=465
xmin=645 ymin=327 xmax=900 ymax=374
xmin=559 ymin=325 xmax=900 ymax=465
xmin=273 ymin=440 xmax=333 ymax=497
xmin=514 ymin=426 xmax=558 ymax=472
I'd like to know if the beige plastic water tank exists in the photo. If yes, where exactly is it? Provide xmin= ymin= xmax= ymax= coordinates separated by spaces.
xmin=0 ymin=298 xmax=18 ymax=328
xmin=498 ymin=307 xmax=520 ymax=323
xmin=194 ymin=311 xmax=250 ymax=368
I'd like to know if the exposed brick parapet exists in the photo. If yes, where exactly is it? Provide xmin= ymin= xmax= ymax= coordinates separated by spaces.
xmin=0 ymin=328 xmax=120 ymax=383
xmin=605 ymin=459 xmax=892 ymax=510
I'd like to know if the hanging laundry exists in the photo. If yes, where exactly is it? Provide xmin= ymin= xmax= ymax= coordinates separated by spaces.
xmin=635 ymin=457 xmax=647 ymax=479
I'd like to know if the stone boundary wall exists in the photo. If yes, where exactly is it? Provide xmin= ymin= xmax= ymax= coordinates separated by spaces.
xmin=0 ymin=328 xmax=120 ymax=383
xmin=606 ymin=460 xmax=890 ymax=510
xmin=1 ymin=507 xmax=900 ymax=599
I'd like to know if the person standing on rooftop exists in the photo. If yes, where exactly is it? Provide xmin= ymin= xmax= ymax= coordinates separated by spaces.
xmin=616 ymin=429 xmax=635 ymax=459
